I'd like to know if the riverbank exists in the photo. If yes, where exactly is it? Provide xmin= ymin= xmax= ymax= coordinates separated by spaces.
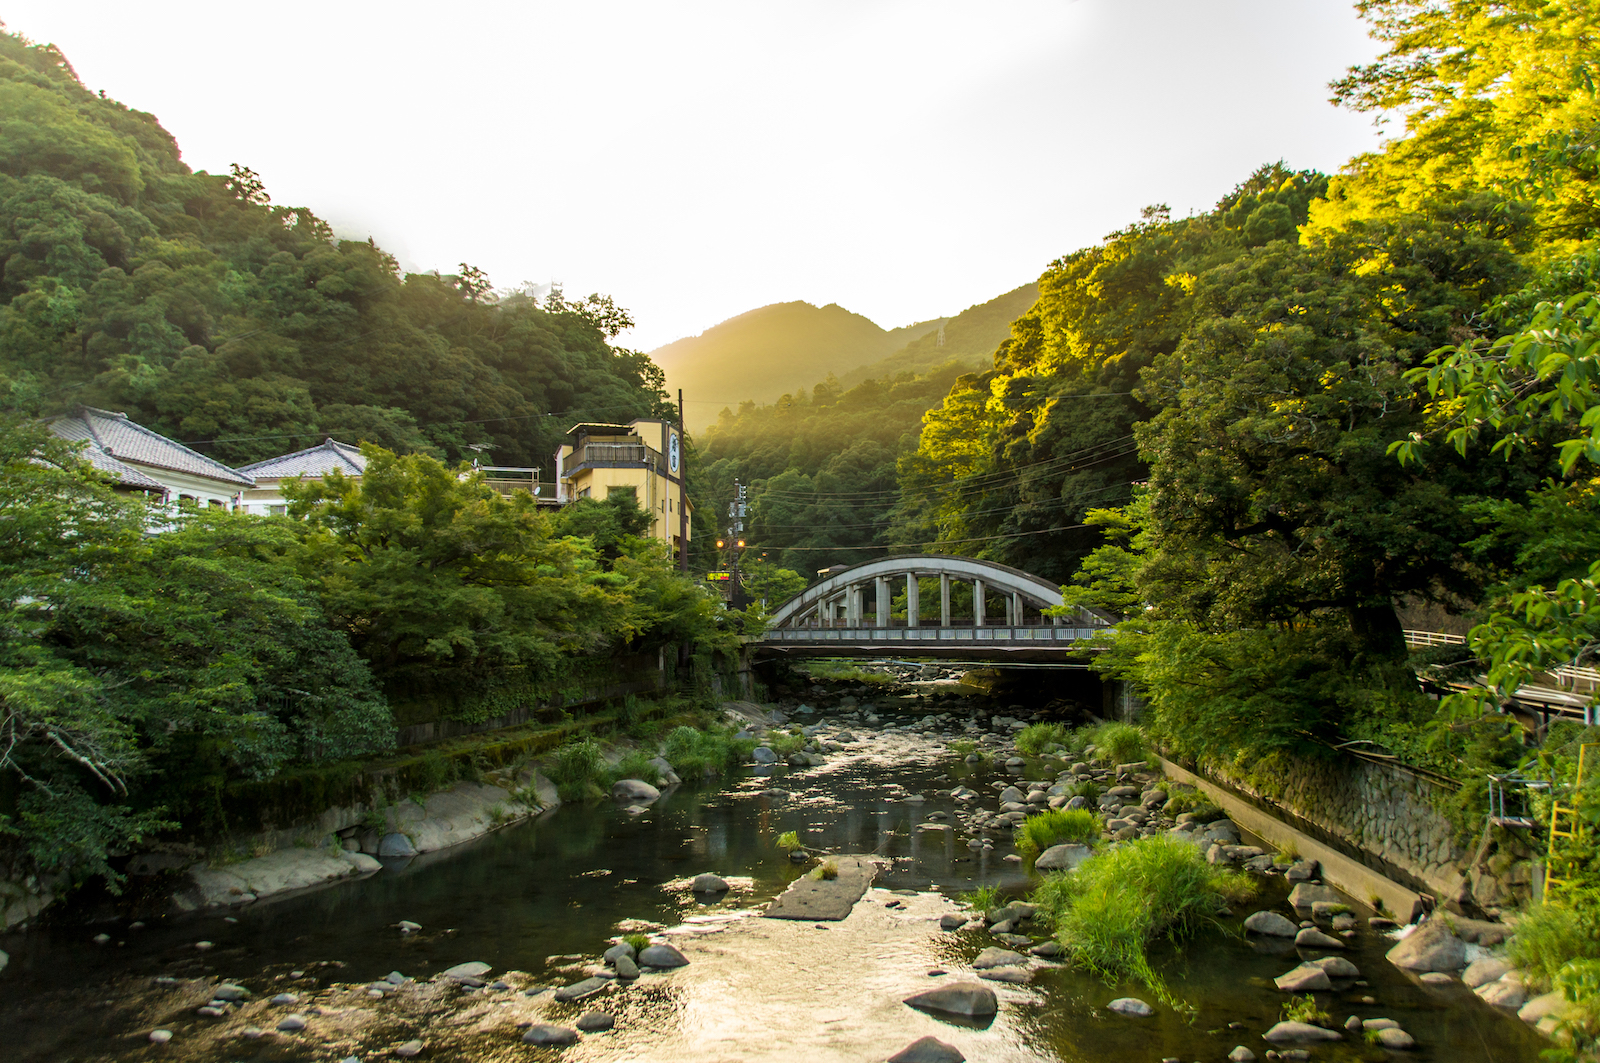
xmin=0 ymin=665 xmax=1553 ymax=1062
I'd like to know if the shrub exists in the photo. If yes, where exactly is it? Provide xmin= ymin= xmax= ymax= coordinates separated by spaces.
xmin=765 ymin=729 xmax=807 ymax=758
xmin=1015 ymin=808 xmax=1099 ymax=857
xmin=1030 ymin=835 xmax=1254 ymax=1011
xmin=949 ymin=739 xmax=978 ymax=757
xmin=811 ymin=859 xmax=839 ymax=880
xmin=1511 ymin=902 xmax=1600 ymax=991
xmin=548 ymin=738 xmax=606 ymax=801
xmin=1063 ymin=778 xmax=1101 ymax=803
xmin=612 ymin=749 xmax=659 ymax=785
xmin=1083 ymin=722 xmax=1146 ymax=766
xmin=1161 ymin=787 xmax=1213 ymax=817
xmin=664 ymin=724 xmax=754 ymax=780
xmin=1016 ymin=723 xmax=1071 ymax=756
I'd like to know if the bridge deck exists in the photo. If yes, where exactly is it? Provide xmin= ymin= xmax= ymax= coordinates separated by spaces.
xmin=752 ymin=624 xmax=1104 ymax=663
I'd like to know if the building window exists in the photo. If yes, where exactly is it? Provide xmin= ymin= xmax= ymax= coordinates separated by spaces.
xmin=579 ymin=487 xmax=591 ymax=499
xmin=269 ymin=505 xmax=288 ymax=516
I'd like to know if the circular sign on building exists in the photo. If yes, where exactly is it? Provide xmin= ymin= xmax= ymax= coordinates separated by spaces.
xmin=668 ymin=431 xmax=681 ymax=474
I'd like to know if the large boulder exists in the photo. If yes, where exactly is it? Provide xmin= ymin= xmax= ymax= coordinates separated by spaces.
xmin=691 ymin=873 xmax=729 ymax=893
xmin=1243 ymin=911 xmax=1299 ymax=937
xmin=904 ymin=982 xmax=998 ymax=1017
xmin=752 ymin=746 xmax=778 ymax=764
xmin=1310 ymin=956 xmax=1360 ymax=979
xmin=647 ymin=757 xmax=682 ymax=787
xmin=1386 ymin=917 xmax=1466 ymax=972
xmin=378 ymin=833 xmax=418 ymax=858
xmin=611 ymin=779 xmax=660 ymax=803
xmin=1295 ymin=927 xmax=1346 ymax=950
xmin=1287 ymin=883 xmax=1341 ymax=909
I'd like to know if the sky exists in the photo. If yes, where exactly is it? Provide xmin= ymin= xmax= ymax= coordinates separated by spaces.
xmin=5 ymin=1 xmax=1386 ymax=386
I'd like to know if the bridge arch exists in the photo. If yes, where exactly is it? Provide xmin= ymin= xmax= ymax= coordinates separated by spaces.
xmin=766 ymin=553 xmax=1104 ymax=631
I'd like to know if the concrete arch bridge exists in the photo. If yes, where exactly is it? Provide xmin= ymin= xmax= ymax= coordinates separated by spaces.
xmin=753 ymin=554 xmax=1111 ymax=664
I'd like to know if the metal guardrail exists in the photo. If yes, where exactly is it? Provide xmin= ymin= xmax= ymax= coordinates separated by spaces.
xmin=1405 ymin=629 xmax=1599 ymax=694
xmin=759 ymin=625 xmax=1102 ymax=643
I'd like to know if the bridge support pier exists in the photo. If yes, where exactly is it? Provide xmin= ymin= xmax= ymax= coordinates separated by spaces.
xmin=974 ymin=578 xmax=986 ymax=627
xmin=906 ymin=575 xmax=919 ymax=628
xmin=940 ymin=574 xmax=951 ymax=627
xmin=875 ymin=577 xmax=890 ymax=629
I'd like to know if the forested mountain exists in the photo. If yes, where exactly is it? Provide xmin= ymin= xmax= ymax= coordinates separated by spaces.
xmin=836 ymin=282 xmax=1039 ymax=390
xmin=650 ymin=301 xmax=937 ymax=419
xmin=0 ymin=30 xmax=670 ymax=467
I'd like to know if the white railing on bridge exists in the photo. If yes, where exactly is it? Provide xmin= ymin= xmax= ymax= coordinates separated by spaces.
xmin=760 ymin=625 xmax=1104 ymax=644
xmin=1406 ymin=629 xmax=1599 ymax=698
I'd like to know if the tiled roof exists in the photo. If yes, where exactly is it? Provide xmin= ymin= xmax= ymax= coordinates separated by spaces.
xmin=76 ymin=444 xmax=167 ymax=491
xmin=48 ymin=406 xmax=255 ymax=488
xmin=237 ymin=438 xmax=366 ymax=480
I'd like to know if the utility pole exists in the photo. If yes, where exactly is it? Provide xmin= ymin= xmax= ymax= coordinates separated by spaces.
xmin=676 ymin=389 xmax=688 ymax=573
xmin=726 ymin=479 xmax=749 ymax=608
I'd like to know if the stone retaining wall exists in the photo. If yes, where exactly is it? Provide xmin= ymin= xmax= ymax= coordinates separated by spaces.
xmin=1187 ymin=750 xmax=1474 ymax=908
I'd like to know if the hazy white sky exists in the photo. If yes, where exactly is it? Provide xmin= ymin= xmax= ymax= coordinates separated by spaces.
xmin=7 ymin=1 xmax=1385 ymax=379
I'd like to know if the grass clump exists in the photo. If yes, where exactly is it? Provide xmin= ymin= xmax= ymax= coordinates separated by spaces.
xmin=1282 ymin=993 xmax=1330 ymax=1025
xmin=622 ymin=932 xmax=652 ymax=954
xmin=1083 ymin=721 xmax=1146 ymax=766
xmin=612 ymin=749 xmax=660 ymax=784
xmin=1160 ymin=786 xmax=1215 ymax=818
xmin=776 ymin=830 xmax=802 ymax=852
xmin=1015 ymin=808 xmax=1099 ymax=857
xmin=663 ymin=724 xmax=754 ymax=780
xmin=1016 ymin=722 xmax=1072 ymax=756
xmin=765 ymin=729 xmax=807 ymax=758
xmin=1063 ymin=778 xmax=1102 ymax=803
xmin=949 ymin=739 xmax=978 ymax=757
xmin=960 ymin=884 xmax=999 ymax=913
xmin=810 ymin=859 xmax=840 ymax=880
xmin=1030 ymin=835 xmax=1254 ymax=1013
xmin=549 ymin=738 xmax=607 ymax=801
xmin=1510 ymin=902 xmax=1600 ymax=991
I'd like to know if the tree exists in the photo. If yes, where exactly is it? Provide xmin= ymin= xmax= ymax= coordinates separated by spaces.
xmin=225 ymin=163 xmax=270 ymax=205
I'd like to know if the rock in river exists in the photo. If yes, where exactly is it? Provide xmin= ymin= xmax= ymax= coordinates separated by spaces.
xmin=523 ymin=1025 xmax=580 ymax=1045
xmin=394 ymin=1041 xmax=423 ymax=1058
xmin=576 ymin=1011 xmax=615 ymax=1031
xmin=904 ymin=982 xmax=998 ymax=1017
xmin=1295 ymin=927 xmax=1346 ymax=950
xmin=554 ymin=977 xmax=609 ymax=1001
xmin=1243 ymin=911 xmax=1299 ymax=937
xmin=1386 ymin=917 xmax=1466 ymax=972
xmin=612 ymin=954 xmax=639 ymax=979
xmin=1263 ymin=1021 xmax=1342 ymax=1042
xmin=378 ymin=832 xmax=417 ymax=858
xmin=603 ymin=942 xmax=636 ymax=963
xmin=612 ymin=779 xmax=660 ymax=802
xmin=752 ymin=746 xmax=778 ymax=764
xmin=276 ymin=1014 xmax=307 ymax=1032
xmin=888 ymin=1035 xmax=966 ymax=1063
xmin=972 ymin=947 xmax=1028 ymax=969
xmin=639 ymin=943 xmax=689 ymax=968
xmin=691 ymin=872 xmax=729 ymax=893
xmin=1108 ymin=997 xmax=1154 ymax=1017
xmin=442 ymin=961 xmax=492 ymax=980
xmin=1033 ymin=843 xmax=1091 ymax=872
xmin=1274 ymin=964 xmax=1333 ymax=992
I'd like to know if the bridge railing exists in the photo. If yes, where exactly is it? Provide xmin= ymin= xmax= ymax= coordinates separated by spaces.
xmin=759 ymin=625 xmax=1104 ymax=644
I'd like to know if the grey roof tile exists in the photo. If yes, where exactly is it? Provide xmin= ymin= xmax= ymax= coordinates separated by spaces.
xmin=236 ymin=438 xmax=366 ymax=479
xmin=48 ymin=406 xmax=254 ymax=488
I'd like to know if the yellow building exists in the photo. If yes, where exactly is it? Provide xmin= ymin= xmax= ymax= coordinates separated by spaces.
xmin=555 ymin=419 xmax=691 ymax=558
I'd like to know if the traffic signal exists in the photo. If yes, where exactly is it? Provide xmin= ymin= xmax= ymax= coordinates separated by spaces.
xmin=715 ymin=538 xmax=725 ymax=549
xmin=735 ymin=539 xmax=746 ymax=549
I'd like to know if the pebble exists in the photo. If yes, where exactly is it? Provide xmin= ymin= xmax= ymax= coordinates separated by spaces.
xmin=395 ymin=1040 xmax=424 ymax=1057
xmin=398 ymin=920 xmax=421 ymax=933
xmin=194 ymin=941 xmax=214 ymax=951
xmin=277 ymin=1014 xmax=307 ymax=1032
xmin=93 ymin=933 xmax=111 ymax=945
xmin=576 ymin=1011 xmax=615 ymax=1031
xmin=148 ymin=1029 xmax=173 ymax=1044
xmin=196 ymin=1006 xmax=225 ymax=1018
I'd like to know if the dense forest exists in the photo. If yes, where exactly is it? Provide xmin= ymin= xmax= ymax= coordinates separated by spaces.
xmin=0 ymin=32 xmax=670 ymax=468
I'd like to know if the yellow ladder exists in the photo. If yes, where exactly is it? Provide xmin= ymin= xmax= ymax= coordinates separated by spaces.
xmin=1546 ymin=742 xmax=1598 ymax=902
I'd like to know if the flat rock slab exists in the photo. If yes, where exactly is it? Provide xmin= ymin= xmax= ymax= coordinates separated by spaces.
xmin=554 ymin=977 xmax=609 ymax=1002
xmin=1263 ymin=1021 xmax=1342 ymax=1043
xmin=764 ymin=855 xmax=881 ymax=921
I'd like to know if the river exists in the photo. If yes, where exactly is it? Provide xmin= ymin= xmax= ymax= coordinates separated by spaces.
xmin=0 ymin=707 xmax=1550 ymax=1062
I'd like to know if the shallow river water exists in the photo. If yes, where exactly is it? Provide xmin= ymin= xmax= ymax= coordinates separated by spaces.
xmin=0 ymin=720 xmax=1550 ymax=1063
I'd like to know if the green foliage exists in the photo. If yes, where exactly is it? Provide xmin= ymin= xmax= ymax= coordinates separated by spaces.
xmin=1015 ymin=722 xmax=1071 ymax=756
xmin=1281 ymin=993 xmax=1330 ymax=1026
xmin=1160 ymin=787 xmax=1215 ymax=819
xmin=810 ymin=859 xmax=839 ymax=881
xmin=775 ymin=830 xmax=801 ymax=852
xmin=622 ymin=933 xmax=652 ymax=954
xmin=548 ymin=738 xmax=607 ymax=802
xmin=1030 ymin=835 xmax=1254 ymax=1011
xmin=1510 ymin=902 xmax=1600 ymax=992
xmin=1015 ymin=808 xmax=1099 ymax=857
xmin=1083 ymin=722 xmax=1146 ymax=766
xmin=662 ymin=724 xmax=752 ymax=781
xmin=960 ymin=884 xmax=999 ymax=913
xmin=1062 ymin=778 xmax=1102 ymax=804
xmin=764 ymin=729 xmax=807 ymax=758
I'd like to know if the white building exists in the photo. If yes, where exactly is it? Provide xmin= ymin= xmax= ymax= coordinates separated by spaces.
xmin=235 ymin=438 xmax=367 ymax=516
xmin=48 ymin=406 xmax=255 ymax=507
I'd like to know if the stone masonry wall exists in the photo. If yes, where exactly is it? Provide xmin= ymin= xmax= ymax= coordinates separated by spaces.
xmin=1197 ymin=750 xmax=1470 ymax=903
